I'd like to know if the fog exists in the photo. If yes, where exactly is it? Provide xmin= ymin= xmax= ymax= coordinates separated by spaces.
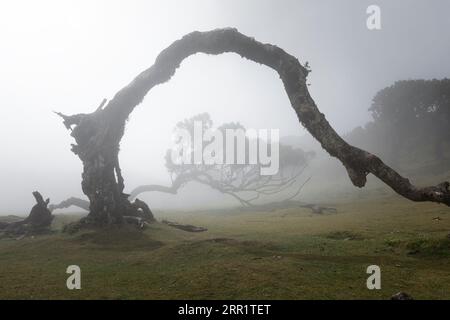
xmin=1 ymin=0 xmax=450 ymax=213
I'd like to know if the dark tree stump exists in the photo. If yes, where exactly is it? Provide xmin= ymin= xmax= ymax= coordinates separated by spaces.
xmin=0 ymin=191 xmax=54 ymax=237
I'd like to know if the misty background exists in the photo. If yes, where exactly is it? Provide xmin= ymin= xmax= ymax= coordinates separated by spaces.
xmin=1 ymin=0 xmax=450 ymax=213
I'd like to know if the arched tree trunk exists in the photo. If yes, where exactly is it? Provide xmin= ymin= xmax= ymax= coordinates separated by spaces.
xmin=56 ymin=28 xmax=450 ymax=227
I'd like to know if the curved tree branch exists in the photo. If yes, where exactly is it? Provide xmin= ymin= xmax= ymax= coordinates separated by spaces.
xmin=128 ymin=171 xmax=201 ymax=200
xmin=119 ymin=29 xmax=450 ymax=206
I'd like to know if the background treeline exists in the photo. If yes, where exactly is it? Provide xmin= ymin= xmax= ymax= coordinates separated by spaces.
xmin=345 ymin=79 xmax=450 ymax=175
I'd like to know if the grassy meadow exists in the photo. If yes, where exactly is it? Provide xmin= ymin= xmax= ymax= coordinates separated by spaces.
xmin=0 ymin=192 xmax=449 ymax=300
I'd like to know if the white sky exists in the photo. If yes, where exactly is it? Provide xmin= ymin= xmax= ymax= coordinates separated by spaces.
xmin=1 ymin=0 xmax=449 ymax=212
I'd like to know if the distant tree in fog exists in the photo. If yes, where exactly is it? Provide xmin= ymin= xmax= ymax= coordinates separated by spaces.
xmin=129 ymin=113 xmax=314 ymax=206
xmin=346 ymin=79 xmax=450 ymax=167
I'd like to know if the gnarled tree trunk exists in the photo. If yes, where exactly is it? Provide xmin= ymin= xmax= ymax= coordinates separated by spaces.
xmin=56 ymin=28 xmax=450 ymax=227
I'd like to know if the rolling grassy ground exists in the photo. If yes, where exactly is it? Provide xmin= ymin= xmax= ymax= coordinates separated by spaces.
xmin=0 ymin=194 xmax=449 ymax=300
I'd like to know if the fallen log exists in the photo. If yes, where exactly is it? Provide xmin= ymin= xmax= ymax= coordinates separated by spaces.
xmin=237 ymin=200 xmax=337 ymax=214
xmin=162 ymin=220 xmax=208 ymax=233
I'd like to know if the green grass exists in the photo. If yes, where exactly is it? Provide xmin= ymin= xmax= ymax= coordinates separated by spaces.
xmin=0 ymin=195 xmax=449 ymax=300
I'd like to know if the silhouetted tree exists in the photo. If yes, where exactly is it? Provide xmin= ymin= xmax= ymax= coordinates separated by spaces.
xmin=55 ymin=29 xmax=450 ymax=228
xmin=347 ymin=79 xmax=450 ymax=167
xmin=129 ymin=113 xmax=313 ymax=206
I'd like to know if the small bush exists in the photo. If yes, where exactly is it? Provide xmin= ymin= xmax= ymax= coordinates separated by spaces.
xmin=405 ymin=237 xmax=450 ymax=257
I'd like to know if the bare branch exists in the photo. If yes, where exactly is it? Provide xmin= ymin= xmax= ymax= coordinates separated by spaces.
xmin=48 ymin=197 xmax=90 ymax=212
